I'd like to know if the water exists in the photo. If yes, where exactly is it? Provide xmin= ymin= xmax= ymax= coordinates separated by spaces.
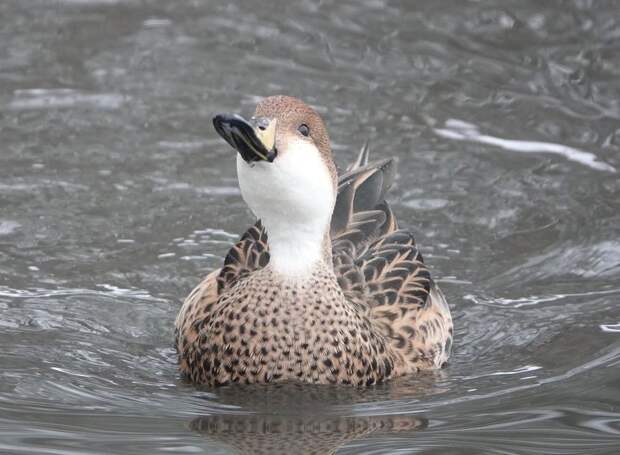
xmin=1 ymin=0 xmax=619 ymax=453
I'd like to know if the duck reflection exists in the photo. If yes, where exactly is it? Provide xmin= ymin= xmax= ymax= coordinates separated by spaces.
xmin=189 ymin=382 xmax=429 ymax=454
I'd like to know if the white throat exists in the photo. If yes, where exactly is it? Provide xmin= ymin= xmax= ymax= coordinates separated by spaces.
xmin=236 ymin=139 xmax=335 ymax=278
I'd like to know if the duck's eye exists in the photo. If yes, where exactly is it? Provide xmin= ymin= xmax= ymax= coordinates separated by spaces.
xmin=298 ymin=124 xmax=310 ymax=137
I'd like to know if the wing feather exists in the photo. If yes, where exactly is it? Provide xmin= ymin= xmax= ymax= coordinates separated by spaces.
xmin=331 ymin=145 xmax=451 ymax=370
xmin=331 ymin=145 xmax=431 ymax=312
xmin=217 ymin=220 xmax=270 ymax=292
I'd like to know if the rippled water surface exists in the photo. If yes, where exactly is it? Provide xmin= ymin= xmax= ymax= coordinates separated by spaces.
xmin=1 ymin=0 xmax=620 ymax=453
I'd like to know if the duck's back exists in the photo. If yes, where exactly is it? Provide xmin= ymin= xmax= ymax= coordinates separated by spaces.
xmin=175 ymin=146 xmax=453 ymax=385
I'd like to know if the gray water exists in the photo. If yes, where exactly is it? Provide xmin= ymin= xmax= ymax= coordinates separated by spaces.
xmin=1 ymin=0 xmax=619 ymax=453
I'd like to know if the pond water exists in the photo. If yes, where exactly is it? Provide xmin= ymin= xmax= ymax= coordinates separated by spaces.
xmin=1 ymin=0 xmax=619 ymax=453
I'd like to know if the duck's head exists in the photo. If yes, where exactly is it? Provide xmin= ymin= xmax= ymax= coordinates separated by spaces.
xmin=213 ymin=95 xmax=337 ymax=277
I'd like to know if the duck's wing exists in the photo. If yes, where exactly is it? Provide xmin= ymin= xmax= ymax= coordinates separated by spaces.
xmin=332 ymin=145 xmax=431 ymax=309
xmin=332 ymin=145 xmax=452 ymax=370
xmin=216 ymin=220 xmax=270 ymax=291
xmin=175 ymin=221 xmax=269 ymax=375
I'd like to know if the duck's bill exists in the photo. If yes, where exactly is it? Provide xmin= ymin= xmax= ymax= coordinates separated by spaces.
xmin=213 ymin=113 xmax=277 ymax=163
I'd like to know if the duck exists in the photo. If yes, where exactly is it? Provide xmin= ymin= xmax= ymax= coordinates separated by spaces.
xmin=175 ymin=95 xmax=453 ymax=387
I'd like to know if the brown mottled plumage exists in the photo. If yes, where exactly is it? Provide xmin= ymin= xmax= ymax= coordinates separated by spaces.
xmin=175 ymin=96 xmax=453 ymax=387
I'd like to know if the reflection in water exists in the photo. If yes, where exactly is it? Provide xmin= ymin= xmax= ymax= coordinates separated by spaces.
xmin=190 ymin=383 xmax=427 ymax=454
xmin=191 ymin=413 xmax=427 ymax=454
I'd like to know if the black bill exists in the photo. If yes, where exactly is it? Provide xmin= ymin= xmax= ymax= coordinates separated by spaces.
xmin=212 ymin=114 xmax=277 ymax=163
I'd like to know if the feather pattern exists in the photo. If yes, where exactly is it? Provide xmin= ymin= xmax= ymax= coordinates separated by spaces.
xmin=216 ymin=220 xmax=270 ymax=292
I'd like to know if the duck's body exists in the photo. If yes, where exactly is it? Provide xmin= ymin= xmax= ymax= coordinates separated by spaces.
xmin=175 ymin=96 xmax=452 ymax=386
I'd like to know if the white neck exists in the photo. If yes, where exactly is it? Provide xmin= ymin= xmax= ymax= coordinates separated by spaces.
xmin=265 ymin=213 xmax=328 ymax=277
xmin=236 ymin=139 xmax=335 ymax=278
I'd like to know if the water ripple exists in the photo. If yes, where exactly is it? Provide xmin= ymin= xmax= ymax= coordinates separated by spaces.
xmin=435 ymin=119 xmax=616 ymax=172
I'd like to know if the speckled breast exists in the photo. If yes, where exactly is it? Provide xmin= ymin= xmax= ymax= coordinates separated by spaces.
xmin=183 ymin=267 xmax=398 ymax=387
